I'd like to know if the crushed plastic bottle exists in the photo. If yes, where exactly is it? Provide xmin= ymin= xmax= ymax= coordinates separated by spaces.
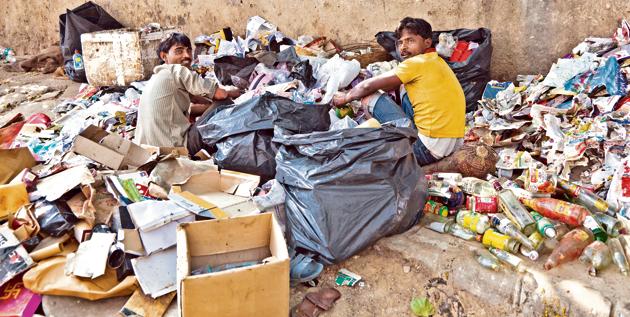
xmin=608 ymin=238 xmax=629 ymax=276
xmin=579 ymin=241 xmax=612 ymax=276
xmin=544 ymin=228 xmax=593 ymax=270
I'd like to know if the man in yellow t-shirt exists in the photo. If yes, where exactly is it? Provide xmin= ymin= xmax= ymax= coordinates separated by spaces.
xmin=332 ymin=17 xmax=466 ymax=166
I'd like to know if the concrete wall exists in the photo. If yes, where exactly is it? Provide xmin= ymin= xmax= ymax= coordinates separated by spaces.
xmin=2 ymin=0 xmax=630 ymax=80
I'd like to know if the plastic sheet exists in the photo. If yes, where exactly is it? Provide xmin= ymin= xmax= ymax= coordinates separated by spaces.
xmin=35 ymin=201 xmax=78 ymax=237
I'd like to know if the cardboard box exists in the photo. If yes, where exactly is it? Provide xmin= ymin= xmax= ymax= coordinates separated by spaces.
xmin=0 ymin=148 xmax=36 ymax=185
xmin=169 ymin=170 xmax=260 ymax=219
xmin=71 ymin=125 xmax=152 ymax=170
xmin=176 ymin=213 xmax=289 ymax=317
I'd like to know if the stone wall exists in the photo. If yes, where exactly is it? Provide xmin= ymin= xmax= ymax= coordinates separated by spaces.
xmin=1 ymin=0 xmax=629 ymax=79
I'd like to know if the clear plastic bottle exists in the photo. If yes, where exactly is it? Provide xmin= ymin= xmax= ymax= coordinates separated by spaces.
xmin=459 ymin=177 xmax=497 ymax=197
xmin=448 ymin=223 xmax=476 ymax=241
xmin=544 ymin=228 xmax=593 ymax=270
xmin=579 ymin=241 xmax=612 ymax=276
xmin=488 ymin=247 xmax=526 ymax=272
xmin=490 ymin=213 xmax=535 ymax=250
xmin=608 ymin=238 xmax=629 ymax=276
xmin=456 ymin=210 xmax=491 ymax=234
xmin=474 ymin=249 xmax=501 ymax=271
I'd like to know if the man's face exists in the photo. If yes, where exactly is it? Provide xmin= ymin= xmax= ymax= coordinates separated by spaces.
xmin=160 ymin=43 xmax=192 ymax=68
xmin=397 ymin=29 xmax=432 ymax=60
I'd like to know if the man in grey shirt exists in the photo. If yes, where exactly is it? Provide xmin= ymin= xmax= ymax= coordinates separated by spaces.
xmin=135 ymin=33 xmax=239 ymax=148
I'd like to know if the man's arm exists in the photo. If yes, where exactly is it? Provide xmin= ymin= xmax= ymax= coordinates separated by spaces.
xmin=173 ymin=64 xmax=241 ymax=100
xmin=333 ymin=70 xmax=402 ymax=106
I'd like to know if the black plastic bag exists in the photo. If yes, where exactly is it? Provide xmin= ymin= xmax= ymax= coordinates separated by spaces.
xmin=432 ymin=28 xmax=492 ymax=112
xmin=290 ymin=61 xmax=316 ymax=88
xmin=59 ymin=1 xmax=124 ymax=83
xmin=195 ymin=93 xmax=330 ymax=179
xmin=213 ymin=56 xmax=258 ymax=86
xmin=274 ymin=120 xmax=427 ymax=264
xmin=35 ymin=201 xmax=78 ymax=237
xmin=375 ymin=28 xmax=492 ymax=112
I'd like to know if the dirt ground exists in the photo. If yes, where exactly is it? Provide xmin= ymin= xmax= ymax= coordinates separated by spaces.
xmin=1 ymin=68 xmax=513 ymax=317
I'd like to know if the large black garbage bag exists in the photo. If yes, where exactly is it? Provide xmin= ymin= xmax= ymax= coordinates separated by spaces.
xmin=59 ymin=1 xmax=124 ymax=83
xmin=375 ymin=28 xmax=492 ymax=112
xmin=195 ymin=93 xmax=330 ymax=179
xmin=274 ymin=120 xmax=428 ymax=264
xmin=213 ymin=56 xmax=258 ymax=86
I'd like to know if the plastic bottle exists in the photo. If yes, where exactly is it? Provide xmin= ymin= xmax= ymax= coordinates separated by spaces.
xmin=486 ymin=174 xmax=504 ymax=191
xmin=582 ymin=214 xmax=608 ymax=242
xmin=448 ymin=223 xmax=476 ymax=241
xmin=482 ymin=229 xmax=520 ymax=253
xmin=530 ymin=211 xmax=557 ymax=239
xmin=498 ymin=190 xmax=536 ymax=235
xmin=426 ymin=220 xmax=454 ymax=234
xmin=459 ymin=177 xmax=497 ymax=197
xmin=552 ymin=221 xmax=570 ymax=240
xmin=579 ymin=241 xmax=612 ymax=276
xmin=456 ymin=210 xmax=491 ymax=234
xmin=593 ymin=213 xmax=622 ymax=237
xmin=488 ymin=247 xmax=526 ymax=272
xmin=557 ymin=178 xmax=617 ymax=216
xmin=474 ymin=249 xmax=501 ymax=271
xmin=520 ymin=197 xmax=588 ymax=227
xmin=544 ymin=228 xmax=593 ymax=270
xmin=608 ymin=238 xmax=629 ymax=276
xmin=73 ymin=49 xmax=84 ymax=70
xmin=490 ymin=213 xmax=535 ymax=250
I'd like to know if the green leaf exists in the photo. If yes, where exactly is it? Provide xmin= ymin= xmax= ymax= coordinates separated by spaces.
xmin=410 ymin=297 xmax=435 ymax=317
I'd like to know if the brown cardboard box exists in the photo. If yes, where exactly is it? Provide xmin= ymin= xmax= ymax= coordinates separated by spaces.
xmin=71 ymin=125 xmax=152 ymax=170
xmin=169 ymin=170 xmax=260 ymax=219
xmin=0 ymin=148 xmax=36 ymax=185
xmin=176 ymin=213 xmax=289 ymax=317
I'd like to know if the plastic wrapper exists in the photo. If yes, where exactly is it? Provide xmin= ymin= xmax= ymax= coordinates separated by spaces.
xmin=195 ymin=93 xmax=330 ymax=179
xmin=252 ymin=179 xmax=286 ymax=210
xmin=314 ymin=54 xmax=361 ymax=104
xmin=274 ymin=119 xmax=427 ymax=264
xmin=35 ymin=201 xmax=78 ymax=237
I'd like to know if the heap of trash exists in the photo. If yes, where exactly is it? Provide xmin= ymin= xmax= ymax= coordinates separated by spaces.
xmin=0 ymin=1 xmax=629 ymax=315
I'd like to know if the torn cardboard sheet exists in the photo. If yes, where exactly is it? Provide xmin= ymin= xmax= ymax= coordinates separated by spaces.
xmin=65 ymin=232 xmax=116 ymax=279
xmin=72 ymin=125 xmax=153 ymax=170
xmin=139 ymin=214 xmax=194 ymax=255
xmin=132 ymin=247 xmax=177 ymax=298
xmin=169 ymin=170 xmax=260 ymax=219
xmin=120 ymin=289 xmax=175 ymax=317
xmin=67 ymin=182 xmax=118 ymax=226
xmin=0 ymin=147 xmax=36 ymax=185
xmin=127 ymin=200 xmax=190 ymax=231
xmin=35 ymin=165 xmax=94 ymax=201
xmin=0 ymin=183 xmax=29 ymax=221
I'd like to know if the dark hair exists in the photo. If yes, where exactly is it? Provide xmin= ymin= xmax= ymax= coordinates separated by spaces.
xmin=156 ymin=33 xmax=192 ymax=63
xmin=395 ymin=17 xmax=432 ymax=39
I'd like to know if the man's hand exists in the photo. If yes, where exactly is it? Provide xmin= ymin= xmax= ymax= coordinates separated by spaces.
xmin=213 ymin=85 xmax=241 ymax=100
xmin=332 ymin=92 xmax=348 ymax=108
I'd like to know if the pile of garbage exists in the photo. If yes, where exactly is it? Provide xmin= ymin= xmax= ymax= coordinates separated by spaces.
xmin=423 ymin=18 xmax=630 ymax=277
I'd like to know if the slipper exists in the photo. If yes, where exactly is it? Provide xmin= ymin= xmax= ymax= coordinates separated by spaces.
xmin=290 ymin=253 xmax=323 ymax=285
xmin=294 ymin=297 xmax=323 ymax=317
xmin=305 ymin=287 xmax=341 ymax=311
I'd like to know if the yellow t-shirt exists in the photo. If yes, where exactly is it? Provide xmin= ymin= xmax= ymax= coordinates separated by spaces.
xmin=394 ymin=52 xmax=466 ymax=138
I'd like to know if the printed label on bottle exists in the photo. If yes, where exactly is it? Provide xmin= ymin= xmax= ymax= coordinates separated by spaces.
xmin=573 ymin=229 xmax=591 ymax=241
xmin=483 ymin=231 xmax=510 ymax=250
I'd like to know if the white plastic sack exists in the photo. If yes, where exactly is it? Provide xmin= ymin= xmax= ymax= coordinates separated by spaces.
xmin=315 ymin=55 xmax=360 ymax=104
